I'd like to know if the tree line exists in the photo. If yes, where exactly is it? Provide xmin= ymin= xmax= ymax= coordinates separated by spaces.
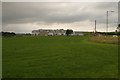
xmin=1 ymin=32 xmax=32 ymax=37
xmin=1 ymin=32 xmax=16 ymax=37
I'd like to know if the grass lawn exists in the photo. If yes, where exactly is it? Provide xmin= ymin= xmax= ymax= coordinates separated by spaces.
xmin=2 ymin=36 xmax=118 ymax=78
xmin=0 ymin=37 xmax=2 ymax=78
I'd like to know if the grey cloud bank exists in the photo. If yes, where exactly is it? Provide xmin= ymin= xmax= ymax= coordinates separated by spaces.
xmin=2 ymin=2 xmax=118 ymax=33
xmin=2 ymin=0 xmax=119 ymax=2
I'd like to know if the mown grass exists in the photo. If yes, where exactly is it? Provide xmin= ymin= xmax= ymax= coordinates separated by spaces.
xmin=2 ymin=36 xmax=118 ymax=78
xmin=0 ymin=37 xmax=2 ymax=78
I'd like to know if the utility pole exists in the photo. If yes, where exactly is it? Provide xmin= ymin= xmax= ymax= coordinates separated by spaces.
xmin=93 ymin=20 xmax=96 ymax=36
xmin=95 ymin=20 xmax=96 ymax=34
xmin=106 ymin=11 xmax=108 ymax=35
xmin=106 ymin=11 xmax=114 ymax=35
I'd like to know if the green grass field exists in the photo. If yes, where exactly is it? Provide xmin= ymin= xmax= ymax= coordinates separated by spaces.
xmin=0 ymin=37 xmax=2 ymax=78
xmin=2 ymin=36 xmax=118 ymax=78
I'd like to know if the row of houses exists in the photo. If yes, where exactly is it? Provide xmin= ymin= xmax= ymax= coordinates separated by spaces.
xmin=32 ymin=29 xmax=84 ymax=36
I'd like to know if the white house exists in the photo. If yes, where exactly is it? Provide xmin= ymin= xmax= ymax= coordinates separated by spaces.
xmin=48 ymin=32 xmax=54 ymax=36
xmin=32 ymin=29 xmax=66 ymax=36
xmin=32 ymin=29 xmax=84 ymax=36
xmin=72 ymin=31 xmax=84 ymax=36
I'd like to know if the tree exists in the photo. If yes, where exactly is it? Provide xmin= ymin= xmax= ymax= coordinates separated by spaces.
xmin=115 ymin=24 xmax=120 ymax=35
xmin=66 ymin=29 xmax=73 ymax=36
xmin=116 ymin=24 xmax=120 ymax=32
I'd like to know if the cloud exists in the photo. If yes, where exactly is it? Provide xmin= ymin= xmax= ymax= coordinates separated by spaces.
xmin=0 ymin=2 xmax=2 ymax=32
xmin=2 ymin=2 xmax=118 ymax=33
xmin=2 ymin=0 xmax=119 ymax=2
xmin=118 ymin=2 xmax=120 ymax=24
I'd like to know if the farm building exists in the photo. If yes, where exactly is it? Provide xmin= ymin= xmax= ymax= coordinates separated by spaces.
xmin=72 ymin=31 xmax=84 ymax=36
xmin=32 ymin=29 xmax=84 ymax=36
xmin=32 ymin=29 xmax=66 ymax=36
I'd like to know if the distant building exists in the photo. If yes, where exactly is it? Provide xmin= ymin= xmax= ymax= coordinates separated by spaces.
xmin=32 ymin=29 xmax=84 ymax=36
xmin=32 ymin=29 xmax=66 ymax=36
xmin=48 ymin=32 xmax=54 ymax=36
xmin=72 ymin=31 xmax=84 ymax=36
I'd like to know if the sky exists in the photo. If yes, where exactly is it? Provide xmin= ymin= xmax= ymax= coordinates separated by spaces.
xmin=2 ymin=0 xmax=119 ymax=2
xmin=2 ymin=2 xmax=118 ymax=33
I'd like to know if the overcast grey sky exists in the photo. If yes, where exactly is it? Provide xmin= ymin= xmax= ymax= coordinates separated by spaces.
xmin=2 ymin=2 xmax=118 ymax=33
